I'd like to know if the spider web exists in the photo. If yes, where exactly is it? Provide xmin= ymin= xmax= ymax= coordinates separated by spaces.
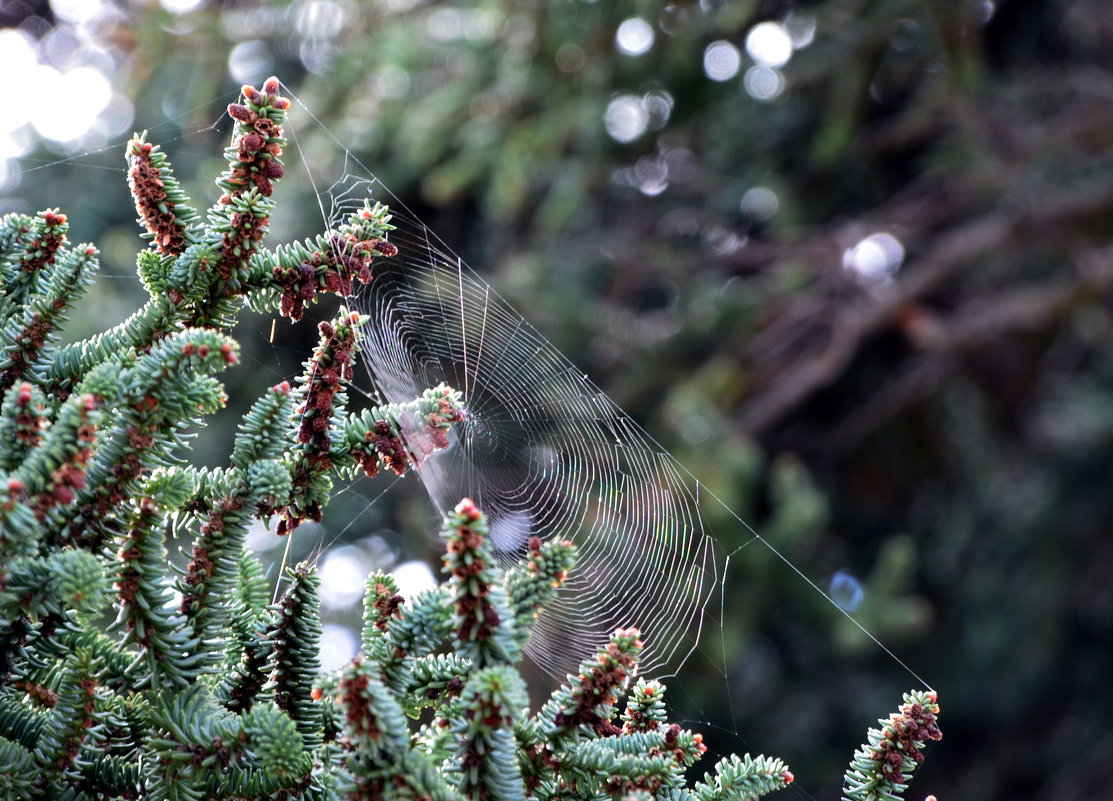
xmin=324 ymin=167 xmax=721 ymax=678
xmin=290 ymin=98 xmax=928 ymax=695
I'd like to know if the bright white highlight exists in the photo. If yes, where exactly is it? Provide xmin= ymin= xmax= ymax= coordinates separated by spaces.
xmin=392 ymin=560 xmax=437 ymax=598
xmin=703 ymin=40 xmax=741 ymax=81
xmin=160 ymin=0 xmax=205 ymax=13
xmin=31 ymin=66 xmax=112 ymax=143
xmin=319 ymin=624 xmax=359 ymax=672
xmin=604 ymin=95 xmax=649 ymax=143
xmin=843 ymin=232 xmax=906 ymax=283
xmin=228 ymin=41 xmax=274 ymax=85
xmin=52 ymin=0 xmax=107 ymax=23
xmin=319 ymin=546 xmax=369 ymax=609
xmin=615 ymin=18 xmax=655 ymax=56
xmin=745 ymin=21 xmax=793 ymax=68
xmin=0 ymin=31 xmax=37 ymax=137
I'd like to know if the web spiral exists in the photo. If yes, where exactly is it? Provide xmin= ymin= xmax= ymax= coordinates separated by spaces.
xmin=327 ymin=175 xmax=728 ymax=679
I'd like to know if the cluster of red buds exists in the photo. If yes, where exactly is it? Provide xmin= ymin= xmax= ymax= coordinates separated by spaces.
xmin=1 ymin=312 xmax=54 ymax=394
xmin=554 ymin=627 xmax=643 ymax=737
xmin=18 ymin=210 xmax=67 ymax=273
xmin=296 ymin=315 xmax=359 ymax=470
xmin=224 ymin=77 xmax=288 ymax=199
xmin=32 ymin=394 xmax=97 ymax=521
xmin=445 ymin=498 xmax=503 ymax=645
xmin=275 ymin=227 xmax=397 ymax=322
xmin=127 ymin=140 xmax=188 ymax=256
xmin=870 ymin=691 xmax=942 ymax=782
xmin=209 ymin=78 xmax=288 ymax=286
xmin=12 ymin=382 xmax=44 ymax=448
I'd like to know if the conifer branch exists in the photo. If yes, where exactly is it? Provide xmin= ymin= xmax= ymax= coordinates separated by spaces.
xmin=265 ymin=563 xmax=325 ymax=750
xmin=443 ymin=498 xmax=520 ymax=667
xmin=842 ymin=690 xmax=941 ymax=801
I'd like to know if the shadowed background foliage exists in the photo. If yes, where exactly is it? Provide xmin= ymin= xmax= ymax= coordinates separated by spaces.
xmin=2 ymin=1 xmax=1112 ymax=799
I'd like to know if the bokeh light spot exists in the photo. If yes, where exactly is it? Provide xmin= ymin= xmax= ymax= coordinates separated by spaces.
xmin=615 ymin=17 xmax=655 ymax=56
xmin=160 ymin=0 xmax=205 ymax=13
xmin=31 ymin=65 xmax=111 ymax=143
xmin=635 ymin=154 xmax=669 ymax=196
xmin=643 ymin=90 xmax=673 ymax=130
xmin=829 ymin=570 xmax=865 ymax=612
xmin=703 ymin=40 xmax=741 ymax=81
xmin=392 ymin=560 xmax=437 ymax=598
xmin=319 ymin=545 xmax=370 ymax=609
xmin=555 ymin=43 xmax=585 ymax=73
xmin=784 ymin=12 xmax=817 ymax=48
xmin=843 ymin=232 xmax=905 ymax=284
xmin=604 ymin=95 xmax=649 ymax=143
xmin=292 ymin=0 xmax=350 ymax=39
xmin=740 ymin=186 xmax=779 ymax=221
xmin=52 ymin=0 xmax=107 ymax=23
xmin=745 ymin=21 xmax=793 ymax=68
xmin=319 ymin=624 xmax=359 ymax=672
xmin=228 ymin=40 xmax=274 ymax=84
xmin=743 ymin=65 xmax=785 ymax=101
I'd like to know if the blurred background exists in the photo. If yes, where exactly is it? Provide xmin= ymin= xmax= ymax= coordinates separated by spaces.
xmin=2 ymin=0 xmax=1112 ymax=799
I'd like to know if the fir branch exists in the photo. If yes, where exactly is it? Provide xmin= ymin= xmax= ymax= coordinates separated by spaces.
xmin=361 ymin=570 xmax=404 ymax=646
xmin=110 ymin=496 xmax=204 ymax=689
xmin=178 ymin=491 xmax=254 ymax=661
xmin=218 ymin=551 xmax=275 ymax=715
xmin=126 ymin=134 xmax=201 ymax=257
xmin=275 ymin=309 xmax=361 ymax=534
xmin=0 ymin=240 xmax=97 ymax=393
xmin=0 ymin=390 xmax=100 ymax=554
xmin=443 ymin=497 xmax=520 ymax=668
xmin=692 ymin=753 xmax=794 ymax=801
xmin=232 ymin=379 xmax=295 ymax=469
xmin=0 ymin=381 xmax=47 ymax=471
xmin=62 ymin=328 xmax=237 ymax=550
xmin=0 ymin=548 xmax=107 ymax=623
xmin=369 ymin=584 xmax=454 ymax=684
xmin=337 ymin=655 xmax=461 ymax=801
xmin=399 ymin=653 xmax=470 ymax=717
xmin=343 ymin=382 xmax=466 ymax=479
xmin=0 ymin=734 xmax=35 ymax=798
xmin=504 ymin=535 xmax=576 ymax=651
xmin=30 ymin=648 xmax=98 ymax=793
xmin=622 ymin=679 xmax=669 ymax=734
xmin=259 ymin=199 xmax=397 ymax=321
xmin=535 ymin=627 xmax=644 ymax=743
xmin=42 ymin=295 xmax=176 ymax=394
xmin=265 ymin=563 xmax=324 ymax=750
xmin=842 ymin=690 xmax=941 ymax=801
xmin=0 ymin=209 xmax=69 ymax=307
xmin=454 ymin=665 xmax=529 ymax=801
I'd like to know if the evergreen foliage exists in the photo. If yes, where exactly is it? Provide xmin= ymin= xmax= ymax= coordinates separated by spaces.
xmin=0 ymin=76 xmax=939 ymax=800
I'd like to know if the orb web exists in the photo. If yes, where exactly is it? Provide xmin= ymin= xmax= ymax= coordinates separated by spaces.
xmin=321 ymin=170 xmax=727 ymax=678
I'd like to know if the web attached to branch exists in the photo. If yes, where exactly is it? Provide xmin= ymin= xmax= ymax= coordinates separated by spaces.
xmin=301 ymin=127 xmax=929 ymax=694
xmin=322 ymin=168 xmax=722 ymax=678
